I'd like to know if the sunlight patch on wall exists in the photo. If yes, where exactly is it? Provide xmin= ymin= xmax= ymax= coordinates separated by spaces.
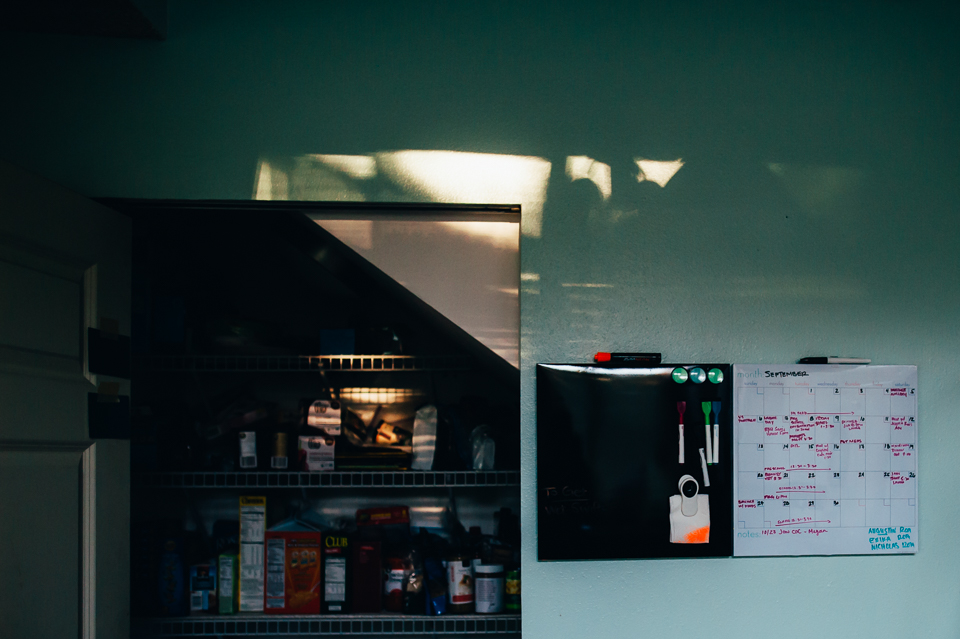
xmin=565 ymin=156 xmax=612 ymax=200
xmin=255 ymin=151 xmax=550 ymax=237
xmin=255 ymin=155 xmax=371 ymax=201
xmin=254 ymin=160 xmax=289 ymax=200
xmin=309 ymin=154 xmax=378 ymax=179
xmin=375 ymin=151 xmax=551 ymax=238
xmin=635 ymin=158 xmax=684 ymax=187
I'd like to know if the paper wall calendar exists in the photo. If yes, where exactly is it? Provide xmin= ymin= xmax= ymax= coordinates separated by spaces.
xmin=733 ymin=365 xmax=917 ymax=556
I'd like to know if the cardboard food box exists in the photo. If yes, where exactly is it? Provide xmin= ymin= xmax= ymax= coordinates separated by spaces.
xmin=299 ymin=435 xmax=335 ymax=471
xmin=356 ymin=506 xmax=410 ymax=545
xmin=218 ymin=553 xmax=239 ymax=614
xmin=351 ymin=540 xmax=382 ymax=613
xmin=264 ymin=531 xmax=323 ymax=614
xmin=304 ymin=399 xmax=342 ymax=436
xmin=239 ymin=496 xmax=266 ymax=612
xmin=157 ymin=536 xmax=186 ymax=617
xmin=189 ymin=564 xmax=218 ymax=613
xmin=322 ymin=533 xmax=350 ymax=613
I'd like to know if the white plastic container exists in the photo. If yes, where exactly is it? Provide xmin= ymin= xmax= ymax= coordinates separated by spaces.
xmin=474 ymin=564 xmax=504 ymax=614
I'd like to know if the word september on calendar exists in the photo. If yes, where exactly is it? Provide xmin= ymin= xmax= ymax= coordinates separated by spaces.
xmin=732 ymin=365 xmax=917 ymax=557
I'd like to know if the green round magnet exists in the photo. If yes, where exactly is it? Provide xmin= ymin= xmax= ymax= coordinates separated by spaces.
xmin=708 ymin=368 xmax=724 ymax=384
xmin=671 ymin=367 xmax=689 ymax=383
xmin=689 ymin=367 xmax=706 ymax=384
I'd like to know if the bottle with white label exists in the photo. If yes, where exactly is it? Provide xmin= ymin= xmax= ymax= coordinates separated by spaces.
xmin=446 ymin=554 xmax=474 ymax=613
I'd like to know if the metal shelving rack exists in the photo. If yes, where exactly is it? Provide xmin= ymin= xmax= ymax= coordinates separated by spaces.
xmin=134 ymin=354 xmax=473 ymax=373
xmin=133 ymin=614 xmax=521 ymax=637
xmin=127 ymin=205 xmax=523 ymax=639
xmin=134 ymin=471 xmax=521 ymax=489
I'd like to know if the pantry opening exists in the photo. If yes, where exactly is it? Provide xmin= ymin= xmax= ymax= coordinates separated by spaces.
xmin=101 ymin=198 xmax=522 ymax=637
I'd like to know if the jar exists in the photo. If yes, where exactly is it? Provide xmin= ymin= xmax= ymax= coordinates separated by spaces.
xmin=446 ymin=554 xmax=474 ymax=613
xmin=384 ymin=557 xmax=405 ymax=612
xmin=270 ymin=431 xmax=288 ymax=470
xmin=474 ymin=564 xmax=504 ymax=614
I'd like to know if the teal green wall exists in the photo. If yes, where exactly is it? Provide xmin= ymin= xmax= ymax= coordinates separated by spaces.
xmin=3 ymin=2 xmax=959 ymax=636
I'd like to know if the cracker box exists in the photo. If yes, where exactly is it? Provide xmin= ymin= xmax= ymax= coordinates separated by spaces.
xmin=322 ymin=533 xmax=350 ymax=613
xmin=264 ymin=531 xmax=323 ymax=614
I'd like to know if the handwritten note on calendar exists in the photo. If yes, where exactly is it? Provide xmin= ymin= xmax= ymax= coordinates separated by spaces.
xmin=733 ymin=365 xmax=918 ymax=556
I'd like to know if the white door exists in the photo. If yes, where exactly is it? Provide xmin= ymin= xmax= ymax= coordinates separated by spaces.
xmin=0 ymin=161 xmax=131 ymax=639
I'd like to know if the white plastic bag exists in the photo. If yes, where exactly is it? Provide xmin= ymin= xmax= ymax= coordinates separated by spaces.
xmin=411 ymin=405 xmax=437 ymax=470
xmin=470 ymin=425 xmax=495 ymax=470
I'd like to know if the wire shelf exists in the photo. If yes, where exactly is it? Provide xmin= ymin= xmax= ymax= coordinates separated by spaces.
xmin=134 ymin=471 xmax=521 ymax=489
xmin=132 ymin=614 xmax=521 ymax=637
xmin=135 ymin=354 xmax=473 ymax=373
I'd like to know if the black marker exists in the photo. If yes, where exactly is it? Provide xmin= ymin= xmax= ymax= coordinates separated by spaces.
xmin=594 ymin=352 xmax=662 ymax=365
xmin=798 ymin=357 xmax=871 ymax=364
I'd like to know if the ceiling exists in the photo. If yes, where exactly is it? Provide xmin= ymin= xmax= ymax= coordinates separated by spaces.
xmin=1 ymin=0 xmax=166 ymax=39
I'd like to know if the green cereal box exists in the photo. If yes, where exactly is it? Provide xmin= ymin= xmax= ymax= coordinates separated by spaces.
xmin=218 ymin=553 xmax=239 ymax=614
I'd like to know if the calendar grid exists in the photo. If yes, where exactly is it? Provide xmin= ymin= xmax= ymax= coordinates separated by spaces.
xmin=733 ymin=365 xmax=917 ymax=556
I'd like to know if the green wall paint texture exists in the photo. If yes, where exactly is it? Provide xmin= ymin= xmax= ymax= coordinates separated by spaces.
xmin=2 ymin=2 xmax=958 ymax=636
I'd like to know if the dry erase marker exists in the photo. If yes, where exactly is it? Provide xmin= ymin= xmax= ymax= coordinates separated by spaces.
xmin=593 ymin=352 xmax=662 ymax=365
xmin=711 ymin=401 xmax=721 ymax=464
xmin=797 ymin=357 xmax=871 ymax=364
xmin=699 ymin=448 xmax=710 ymax=487
xmin=677 ymin=402 xmax=686 ymax=464
xmin=701 ymin=402 xmax=713 ymax=465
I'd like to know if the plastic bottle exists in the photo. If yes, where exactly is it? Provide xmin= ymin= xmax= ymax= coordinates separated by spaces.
xmin=445 ymin=553 xmax=474 ymax=613
xmin=504 ymin=569 xmax=520 ymax=612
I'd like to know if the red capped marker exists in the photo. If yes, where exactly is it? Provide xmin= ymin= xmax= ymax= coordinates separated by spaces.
xmin=593 ymin=352 xmax=662 ymax=366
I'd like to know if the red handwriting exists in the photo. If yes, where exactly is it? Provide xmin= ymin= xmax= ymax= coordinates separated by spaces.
xmin=891 ymin=444 xmax=914 ymax=457
xmin=777 ymin=486 xmax=825 ymax=493
xmin=890 ymin=472 xmax=914 ymax=485
xmin=891 ymin=416 xmax=912 ymax=432
xmin=776 ymin=519 xmax=832 ymax=527
xmin=776 ymin=517 xmax=814 ymax=526
xmin=791 ymin=412 xmax=853 ymax=415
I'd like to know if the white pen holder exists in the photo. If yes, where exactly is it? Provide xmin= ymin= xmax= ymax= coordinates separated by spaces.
xmin=669 ymin=475 xmax=711 ymax=544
